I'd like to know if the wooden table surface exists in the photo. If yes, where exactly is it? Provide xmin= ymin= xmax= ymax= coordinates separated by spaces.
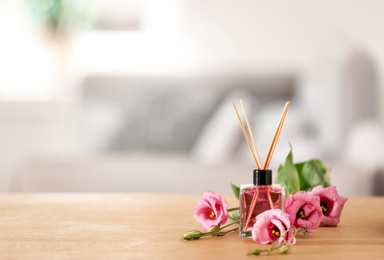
xmin=0 ymin=194 xmax=383 ymax=259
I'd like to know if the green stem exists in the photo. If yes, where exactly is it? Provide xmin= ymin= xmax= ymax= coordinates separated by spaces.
xmin=221 ymin=227 xmax=239 ymax=235
xmin=249 ymin=227 xmax=307 ymax=255
xmin=227 ymin=207 xmax=239 ymax=212
xmin=220 ymin=221 xmax=239 ymax=230
xmin=199 ymin=222 xmax=240 ymax=238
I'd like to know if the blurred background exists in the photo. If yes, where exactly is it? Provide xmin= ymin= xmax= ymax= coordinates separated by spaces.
xmin=1 ymin=0 xmax=384 ymax=196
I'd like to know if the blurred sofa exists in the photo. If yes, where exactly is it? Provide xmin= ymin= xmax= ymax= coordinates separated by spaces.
xmin=9 ymin=43 xmax=384 ymax=196
xmin=10 ymin=75 xmax=299 ymax=194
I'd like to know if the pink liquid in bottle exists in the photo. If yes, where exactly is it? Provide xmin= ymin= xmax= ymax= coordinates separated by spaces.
xmin=239 ymin=169 xmax=285 ymax=238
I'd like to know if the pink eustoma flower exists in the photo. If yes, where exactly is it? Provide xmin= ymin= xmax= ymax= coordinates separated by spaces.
xmin=308 ymin=185 xmax=348 ymax=226
xmin=285 ymin=191 xmax=322 ymax=232
xmin=252 ymin=209 xmax=296 ymax=245
xmin=193 ymin=191 xmax=228 ymax=231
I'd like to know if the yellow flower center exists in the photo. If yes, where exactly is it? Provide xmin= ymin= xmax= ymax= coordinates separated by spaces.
xmin=320 ymin=201 xmax=328 ymax=214
xmin=297 ymin=208 xmax=306 ymax=219
xmin=271 ymin=226 xmax=280 ymax=237
xmin=210 ymin=211 xmax=215 ymax=219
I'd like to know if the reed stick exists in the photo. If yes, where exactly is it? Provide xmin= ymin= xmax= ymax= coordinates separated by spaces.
xmin=232 ymin=101 xmax=261 ymax=169
xmin=240 ymin=99 xmax=262 ymax=169
xmin=244 ymin=189 xmax=275 ymax=230
xmin=244 ymin=188 xmax=259 ymax=231
xmin=243 ymin=101 xmax=290 ymax=231
xmin=262 ymin=101 xmax=290 ymax=169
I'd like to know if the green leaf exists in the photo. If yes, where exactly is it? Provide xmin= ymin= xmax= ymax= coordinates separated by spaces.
xmin=295 ymin=162 xmax=310 ymax=191
xmin=275 ymin=145 xmax=300 ymax=195
xmin=300 ymin=159 xmax=330 ymax=190
xmin=228 ymin=210 xmax=239 ymax=222
xmin=275 ymin=165 xmax=286 ymax=184
xmin=275 ymin=144 xmax=331 ymax=193
xmin=231 ymin=182 xmax=240 ymax=200
xmin=323 ymin=173 xmax=331 ymax=187
xmin=302 ymin=160 xmax=324 ymax=187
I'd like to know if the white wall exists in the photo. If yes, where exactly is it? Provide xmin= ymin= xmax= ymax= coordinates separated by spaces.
xmin=1 ymin=0 xmax=384 ymax=193
xmin=179 ymin=0 xmax=384 ymax=117
xmin=69 ymin=0 xmax=384 ymax=120
xmin=0 ymin=102 xmax=77 ymax=192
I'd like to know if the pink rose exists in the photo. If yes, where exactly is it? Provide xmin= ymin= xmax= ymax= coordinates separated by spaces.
xmin=252 ymin=209 xmax=296 ymax=245
xmin=308 ymin=185 xmax=348 ymax=226
xmin=285 ymin=191 xmax=322 ymax=232
xmin=193 ymin=191 xmax=228 ymax=231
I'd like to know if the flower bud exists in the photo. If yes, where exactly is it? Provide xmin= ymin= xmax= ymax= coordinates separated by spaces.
xmin=183 ymin=230 xmax=203 ymax=240
xmin=249 ymin=249 xmax=262 ymax=255
xmin=279 ymin=245 xmax=290 ymax=254
xmin=207 ymin=225 xmax=220 ymax=233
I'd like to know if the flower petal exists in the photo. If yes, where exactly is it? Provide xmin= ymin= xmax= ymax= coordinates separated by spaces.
xmin=193 ymin=191 xmax=229 ymax=230
xmin=252 ymin=209 xmax=291 ymax=245
xmin=308 ymin=186 xmax=348 ymax=226
xmin=285 ymin=191 xmax=322 ymax=231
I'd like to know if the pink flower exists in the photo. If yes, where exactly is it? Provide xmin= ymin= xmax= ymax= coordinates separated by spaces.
xmin=193 ymin=191 xmax=228 ymax=231
xmin=308 ymin=185 xmax=348 ymax=226
xmin=252 ymin=209 xmax=296 ymax=245
xmin=285 ymin=191 xmax=322 ymax=232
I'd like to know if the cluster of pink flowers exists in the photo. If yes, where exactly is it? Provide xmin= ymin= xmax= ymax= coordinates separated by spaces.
xmin=193 ymin=185 xmax=347 ymax=245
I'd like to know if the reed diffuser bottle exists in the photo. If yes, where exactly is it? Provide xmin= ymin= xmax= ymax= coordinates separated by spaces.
xmin=239 ymin=169 xmax=285 ymax=238
xmin=232 ymin=100 xmax=290 ymax=238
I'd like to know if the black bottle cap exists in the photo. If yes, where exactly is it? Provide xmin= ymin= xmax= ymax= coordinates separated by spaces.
xmin=253 ymin=169 xmax=272 ymax=185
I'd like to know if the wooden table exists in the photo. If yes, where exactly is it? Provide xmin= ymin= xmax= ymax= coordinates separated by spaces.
xmin=0 ymin=194 xmax=383 ymax=259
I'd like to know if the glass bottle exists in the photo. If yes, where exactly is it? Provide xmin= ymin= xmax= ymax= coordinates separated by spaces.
xmin=239 ymin=169 xmax=285 ymax=238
